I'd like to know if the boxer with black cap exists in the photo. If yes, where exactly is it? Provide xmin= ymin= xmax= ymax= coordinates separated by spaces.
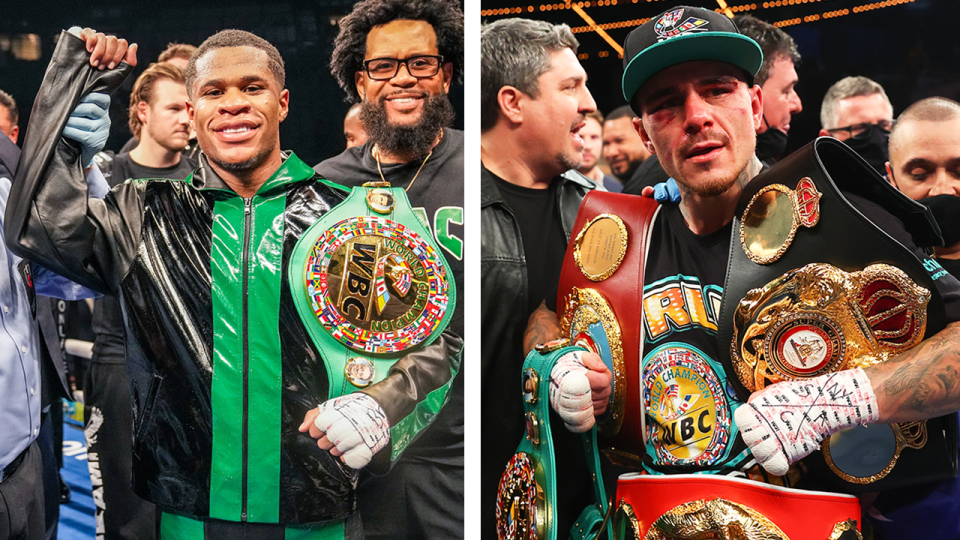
xmin=522 ymin=5 xmax=960 ymax=538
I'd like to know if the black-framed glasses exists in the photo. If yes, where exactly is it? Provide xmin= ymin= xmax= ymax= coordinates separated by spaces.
xmin=826 ymin=119 xmax=894 ymax=139
xmin=362 ymin=55 xmax=444 ymax=80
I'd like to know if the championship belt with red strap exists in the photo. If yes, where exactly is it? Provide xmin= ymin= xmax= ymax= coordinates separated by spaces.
xmin=613 ymin=474 xmax=862 ymax=539
xmin=555 ymin=191 xmax=661 ymax=464
xmin=495 ymin=192 xmax=660 ymax=540
xmin=719 ymin=137 xmax=958 ymax=491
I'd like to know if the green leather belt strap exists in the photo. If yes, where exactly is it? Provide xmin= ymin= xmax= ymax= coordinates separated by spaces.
xmin=503 ymin=345 xmax=611 ymax=540
xmin=159 ymin=512 xmax=346 ymax=540
xmin=289 ymin=185 xmax=456 ymax=401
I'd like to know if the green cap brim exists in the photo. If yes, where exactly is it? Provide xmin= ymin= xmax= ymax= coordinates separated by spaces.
xmin=622 ymin=32 xmax=763 ymax=103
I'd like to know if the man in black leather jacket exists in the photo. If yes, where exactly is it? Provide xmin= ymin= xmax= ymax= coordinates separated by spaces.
xmin=7 ymin=28 xmax=460 ymax=540
xmin=479 ymin=17 xmax=605 ymax=539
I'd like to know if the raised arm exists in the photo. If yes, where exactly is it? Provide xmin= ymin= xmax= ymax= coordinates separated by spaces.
xmin=4 ymin=29 xmax=142 ymax=294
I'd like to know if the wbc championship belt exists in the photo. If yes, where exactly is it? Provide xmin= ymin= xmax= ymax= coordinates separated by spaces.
xmin=496 ymin=341 xmax=610 ymax=540
xmin=719 ymin=137 xmax=958 ymax=491
xmin=288 ymin=181 xmax=455 ymax=415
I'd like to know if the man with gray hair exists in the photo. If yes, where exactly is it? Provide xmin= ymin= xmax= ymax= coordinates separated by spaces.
xmin=480 ymin=17 xmax=609 ymax=539
xmin=819 ymin=75 xmax=894 ymax=174
xmin=0 ymin=90 xmax=18 ymax=144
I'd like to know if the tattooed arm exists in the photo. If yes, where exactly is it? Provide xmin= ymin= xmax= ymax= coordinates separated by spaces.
xmin=866 ymin=321 xmax=960 ymax=423
xmin=523 ymin=300 xmax=561 ymax=357
xmin=737 ymin=321 xmax=960 ymax=474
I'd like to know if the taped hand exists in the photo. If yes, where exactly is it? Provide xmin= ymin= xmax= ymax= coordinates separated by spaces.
xmin=734 ymin=368 xmax=880 ymax=476
xmin=299 ymin=393 xmax=390 ymax=469
xmin=549 ymin=350 xmax=611 ymax=433
xmin=63 ymin=93 xmax=111 ymax=168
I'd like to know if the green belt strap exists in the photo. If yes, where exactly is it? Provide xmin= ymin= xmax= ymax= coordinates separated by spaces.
xmin=515 ymin=345 xmax=610 ymax=540
xmin=288 ymin=185 xmax=459 ymax=459
xmin=159 ymin=512 xmax=345 ymax=540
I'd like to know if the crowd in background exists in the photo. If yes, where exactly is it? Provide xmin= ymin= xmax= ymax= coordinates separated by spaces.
xmin=0 ymin=0 xmax=465 ymax=538
xmin=480 ymin=7 xmax=960 ymax=540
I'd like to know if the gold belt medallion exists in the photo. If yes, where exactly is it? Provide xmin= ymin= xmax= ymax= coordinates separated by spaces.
xmin=740 ymin=178 xmax=822 ymax=265
xmin=732 ymin=263 xmax=929 ymax=392
xmin=573 ymin=214 xmax=628 ymax=281
xmin=496 ymin=452 xmax=546 ymax=540
xmin=560 ymin=287 xmax=625 ymax=435
xmin=643 ymin=498 xmax=790 ymax=540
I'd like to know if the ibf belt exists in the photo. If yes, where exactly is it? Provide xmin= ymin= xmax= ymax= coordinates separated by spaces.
xmin=719 ymin=137 xmax=957 ymax=492
xmin=289 ymin=183 xmax=455 ymax=399
xmin=614 ymin=473 xmax=862 ymax=540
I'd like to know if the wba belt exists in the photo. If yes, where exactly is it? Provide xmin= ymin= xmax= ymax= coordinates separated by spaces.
xmin=613 ymin=473 xmax=861 ymax=540
xmin=288 ymin=182 xmax=455 ymax=399
xmin=718 ymin=137 xmax=958 ymax=491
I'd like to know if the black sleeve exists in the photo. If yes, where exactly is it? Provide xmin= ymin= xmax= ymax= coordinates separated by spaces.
xmin=622 ymin=155 xmax=670 ymax=196
xmin=4 ymin=31 xmax=143 ymax=295
xmin=847 ymin=192 xmax=960 ymax=323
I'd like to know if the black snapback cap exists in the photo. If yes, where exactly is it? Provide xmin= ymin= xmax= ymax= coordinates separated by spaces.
xmin=621 ymin=6 xmax=763 ymax=106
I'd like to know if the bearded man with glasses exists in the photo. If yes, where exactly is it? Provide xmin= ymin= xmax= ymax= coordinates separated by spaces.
xmin=314 ymin=0 xmax=465 ymax=537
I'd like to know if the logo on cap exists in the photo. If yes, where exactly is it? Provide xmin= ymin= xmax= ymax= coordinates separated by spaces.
xmin=655 ymin=9 xmax=709 ymax=42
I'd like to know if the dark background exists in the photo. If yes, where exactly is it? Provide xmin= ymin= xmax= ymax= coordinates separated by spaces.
xmin=480 ymin=0 xmax=960 ymax=156
xmin=0 ymin=1 xmax=465 ymax=167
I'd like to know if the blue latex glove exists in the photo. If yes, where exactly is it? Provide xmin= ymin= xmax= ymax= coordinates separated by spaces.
xmin=652 ymin=177 xmax=681 ymax=203
xmin=63 ymin=93 xmax=111 ymax=168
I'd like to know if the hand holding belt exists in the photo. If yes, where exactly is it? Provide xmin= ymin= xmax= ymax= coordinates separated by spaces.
xmin=555 ymin=190 xmax=660 ymax=459
xmin=549 ymin=350 xmax=613 ymax=433
xmin=307 ymin=393 xmax=390 ymax=469
xmin=719 ymin=137 xmax=957 ymax=491
xmin=497 ymin=343 xmax=612 ymax=540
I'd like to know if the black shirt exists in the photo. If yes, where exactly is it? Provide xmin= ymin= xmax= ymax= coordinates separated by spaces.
xmin=95 ymin=151 xmax=197 ymax=189
xmin=490 ymin=174 xmax=567 ymax=313
xmin=937 ymin=257 xmax=960 ymax=279
xmin=641 ymin=204 xmax=750 ymax=474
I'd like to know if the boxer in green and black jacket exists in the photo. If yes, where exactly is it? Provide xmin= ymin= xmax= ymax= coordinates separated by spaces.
xmin=6 ymin=28 xmax=460 ymax=540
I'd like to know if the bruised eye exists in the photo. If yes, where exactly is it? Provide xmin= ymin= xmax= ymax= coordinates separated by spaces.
xmin=649 ymin=96 xmax=681 ymax=113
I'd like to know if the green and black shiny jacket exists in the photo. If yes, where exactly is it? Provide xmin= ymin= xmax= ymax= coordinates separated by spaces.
xmin=5 ymin=31 xmax=461 ymax=525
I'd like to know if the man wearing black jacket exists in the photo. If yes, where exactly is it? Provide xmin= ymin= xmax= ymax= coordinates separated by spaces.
xmin=480 ymin=17 xmax=611 ymax=539
xmin=7 ymin=27 xmax=460 ymax=539
xmin=315 ymin=0 xmax=464 ymax=537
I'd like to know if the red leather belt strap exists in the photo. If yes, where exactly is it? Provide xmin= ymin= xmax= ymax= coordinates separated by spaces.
xmin=557 ymin=191 xmax=659 ymax=454
xmin=616 ymin=473 xmax=861 ymax=539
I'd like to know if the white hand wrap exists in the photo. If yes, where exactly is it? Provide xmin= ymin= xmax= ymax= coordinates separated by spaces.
xmin=734 ymin=368 xmax=880 ymax=476
xmin=549 ymin=351 xmax=594 ymax=433
xmin=314 ymin=393 xmax=390 ymax=469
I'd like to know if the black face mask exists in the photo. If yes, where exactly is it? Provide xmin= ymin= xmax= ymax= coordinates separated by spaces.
xmin=844 ymin=124 xmax=890 ymax=175
xmin=755 ymin=126 xmax=788 ymax=163
xmin=919 ymin=194 xmax=960 ymax=247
